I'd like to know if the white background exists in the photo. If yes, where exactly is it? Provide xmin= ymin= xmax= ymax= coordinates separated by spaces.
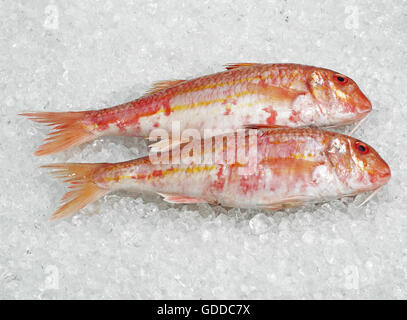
xmin=1 ymin=0 xmax=406 ymax=299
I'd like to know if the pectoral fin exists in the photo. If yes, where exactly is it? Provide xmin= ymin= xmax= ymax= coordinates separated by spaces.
xmin=149 ymin=137 xmax=188 ymax=153
xmin=251 ymin=84 xmax=307 ymax=104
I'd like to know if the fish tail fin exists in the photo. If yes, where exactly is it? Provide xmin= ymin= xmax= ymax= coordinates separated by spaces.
xmin=20 ymin=111 xmax=96 ymax=156
xmin=41 ymin=163 xmax=109 ymax=220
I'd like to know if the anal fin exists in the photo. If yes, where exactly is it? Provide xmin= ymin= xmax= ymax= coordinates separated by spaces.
xmin=258 ymin=196 xmax=312 ymax=211
xmin=158 ymin=193 xmax=208 ymax=204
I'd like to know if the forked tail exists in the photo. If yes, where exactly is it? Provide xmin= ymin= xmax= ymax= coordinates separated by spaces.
xmin=42 ymin=163 xmax=109 ymax=220
xmin=20 ymin=111 xmax=96 ymax=156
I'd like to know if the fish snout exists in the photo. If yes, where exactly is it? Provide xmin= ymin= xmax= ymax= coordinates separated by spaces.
xmin=374 ymin=160 xmax=391 ymax=186
xmin=356 ymin=92 xmax=372 ymax=115
xmin=379 ymin=163 xmax=391 ymax=182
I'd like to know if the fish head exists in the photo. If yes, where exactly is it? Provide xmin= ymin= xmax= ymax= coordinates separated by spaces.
xmin=307 ymin=68 xmax=372 ymax=125
xmin=325 ymin=134 xmax=391 ymax=194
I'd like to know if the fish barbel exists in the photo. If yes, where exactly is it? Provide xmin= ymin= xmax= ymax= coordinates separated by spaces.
xmin=21 ymin=63 xmax=371 ymax=155
xmin=43 ymin=128 xmax=390 ymax=219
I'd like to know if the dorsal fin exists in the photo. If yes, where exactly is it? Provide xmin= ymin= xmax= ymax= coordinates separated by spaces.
xmin=144 ymin=79 xmax=185 ymax=96
xmin=224 ymin=63 xmax=259 ymax=70
xmin=243 ymin=124 xmax=290 ymax=130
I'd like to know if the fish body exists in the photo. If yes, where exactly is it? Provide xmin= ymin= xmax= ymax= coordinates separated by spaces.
xmin=22 ymin=63 xmax=371 ymax=155
xmin=45 ymin=128 xmax=390 ymax=219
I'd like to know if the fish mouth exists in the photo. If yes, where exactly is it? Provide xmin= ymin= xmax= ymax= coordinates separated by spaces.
xmin=375 ymin=162 xmax=391 ymax=185
xmin=356 ymin=93 xmax=372 ymax=115
xmin=378 ymin=169 xmax=391 ymax=182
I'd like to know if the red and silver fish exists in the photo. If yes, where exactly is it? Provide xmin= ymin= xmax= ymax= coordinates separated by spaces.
xmin=21 ymin=63 xmax=371 ymax=155
xmin=42 ymin=128 xmax=390 ymax=219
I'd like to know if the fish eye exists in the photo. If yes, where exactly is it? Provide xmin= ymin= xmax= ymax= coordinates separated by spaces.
xmin=355 ymin=141 xmax=369 ymax=154
xmin=334 ymin=74 xmax=348 ymax=85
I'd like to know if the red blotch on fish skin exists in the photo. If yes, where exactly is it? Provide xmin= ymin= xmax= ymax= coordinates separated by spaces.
xmin=240 ymin=178 xmax=250 ymax=195
xmin=238 ymin=171 xmax=261 ymax=195
xmin=88 ymin=111 xmax=113 ymax=131
xmin=217 ymin=166 xmax=223 ymax=179
xmin=136 ymin=174 xmax=147 ymax=180
xmin=210 ymin=166 xmax=225 ymax=191
xmin=222 ymin=97 xmax=237 ymax=115
xmin=263 ymin=107 xmax=277 ymax=125
xmin=162 ymin=97 xmax=171 ymax=116
xmin=258 ymin=78 xmax=268 ymax=88
xmin=117 ymin=120 xmax=127 ymax=131
xmin=289 ymin=110 xmax=301 ymax=123
xmin=239 ymin=176 xmax=258 ymax=195
xmin=89 ymin=96 xmax=169 ymax=134
xmin=152 ymin=170 xmax=163 ymax=177
xmin=153 ymin=122 xmax=160 ymax=128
